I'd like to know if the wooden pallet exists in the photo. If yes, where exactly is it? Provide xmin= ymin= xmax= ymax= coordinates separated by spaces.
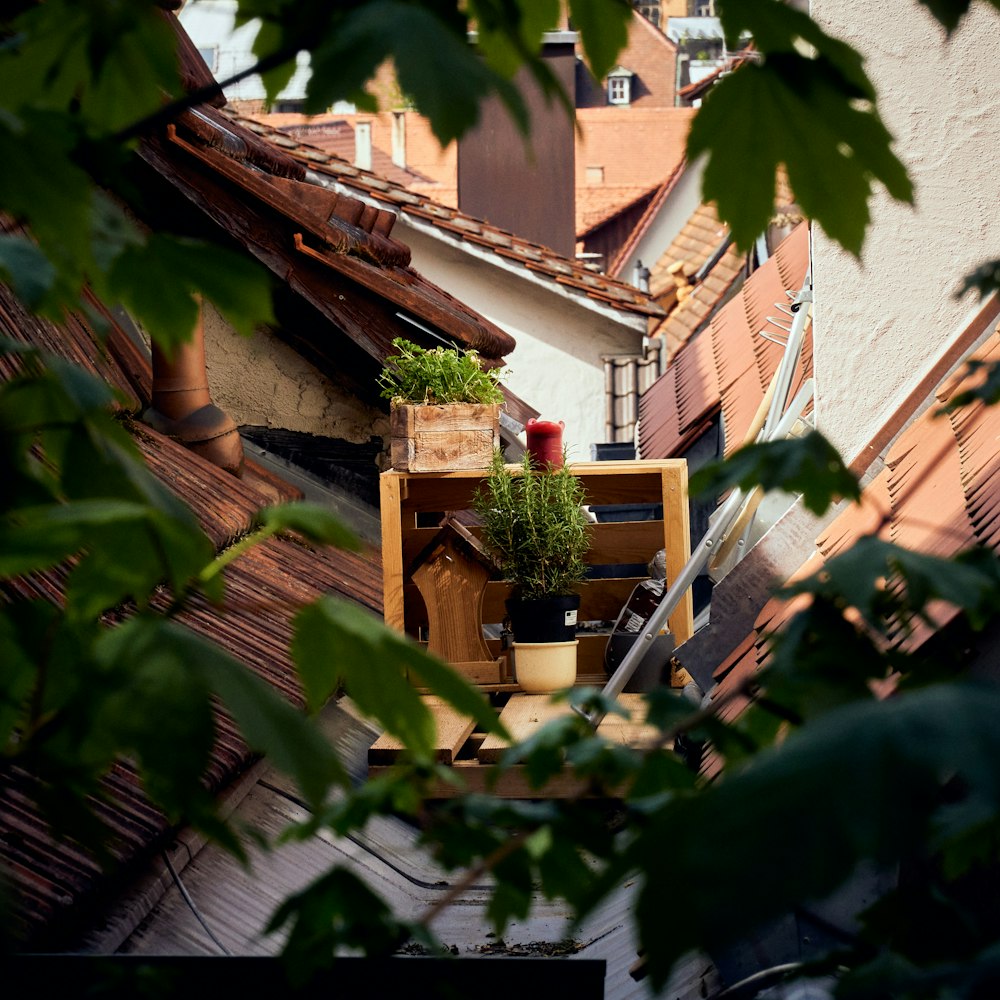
xmin=368 ymin=692 xmax=662 ymax=798
xmin=379 ymin=461 xmax=694 ymax=687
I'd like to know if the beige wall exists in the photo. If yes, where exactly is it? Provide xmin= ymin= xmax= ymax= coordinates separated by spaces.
xmin=811 ymin=0 xmax=1000 ymax=463
xmin=201 ymin=302 xmax=389 ymax=446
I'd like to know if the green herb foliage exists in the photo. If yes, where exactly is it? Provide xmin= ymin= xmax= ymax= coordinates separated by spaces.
xmin=378 ymin=337 xmax=507 ymax=405
xmin=473 ymin=451 xmax=590 ymax=599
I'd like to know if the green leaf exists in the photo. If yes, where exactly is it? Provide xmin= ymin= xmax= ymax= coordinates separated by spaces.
xmin=0 ymin=606 xmax=44 ymax=748
xmin=688 ymin=41 xmax=913 ymax=254
xmin=102 ymin=619 xmax=347 ymax=809
xmin=309 ymin=2 xmax=527 ymax=145
xmin=630 ymin=681 xmax=1000 ymax=988
xmin=0 ymin=234 xmax=55 ymax=308
xmin=569 ymin=0 xmax=633 ymax=83
xmin=258 ymin=502 xmax=361 ymax=550
xmin=268 ymin=868 xmax=408 ymax=984
xmin=0 ymin=499 xmax=151 ymax=578
xmin=109 ymin=235 xmax=274 ymax=352
xmin=292 ymin=596 xmax=501 ymax=747
xmin=255 ymin=18 xmax=299 ymax=103
xmin=785 ymin=536 xmax=1000 ymax=634
xmin=690 ymin=429 xmax=861 ymax=515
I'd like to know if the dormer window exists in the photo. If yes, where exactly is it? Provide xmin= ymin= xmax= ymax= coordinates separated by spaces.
xmin=607 ymin=67 xmax=634 ymax=106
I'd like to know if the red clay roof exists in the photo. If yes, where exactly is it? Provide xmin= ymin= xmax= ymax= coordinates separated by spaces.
xmin=702 ymin=320 xmax=1000 ymax=777
xmin=638 ymin=223 xmax=810 ymax=460
xmin=648 ymin=201 xmax=746 ymax=362
xmin=233 ymin=112 xmax=665 ymax=322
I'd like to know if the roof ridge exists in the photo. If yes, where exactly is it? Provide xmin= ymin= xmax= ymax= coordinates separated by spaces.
xmin=229 ymin=109 xmax=664 ymax=322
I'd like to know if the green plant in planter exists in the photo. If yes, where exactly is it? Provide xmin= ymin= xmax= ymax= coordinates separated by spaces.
xmin=473 ymin=450 xmax=590 ymax=601
xmin=378 ymin=337 xmax=506 ymax=405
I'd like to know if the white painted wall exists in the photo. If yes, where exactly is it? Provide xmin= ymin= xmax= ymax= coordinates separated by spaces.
xmin=811 ymin=0 xmax=1000 ymax=463
xmin=400 ymin=227 xmax=648 ymax=458
xmin=614 ymin=157 xmax=706 ymax=284
xmin=179 ymin=0 xmax=337 ymax=106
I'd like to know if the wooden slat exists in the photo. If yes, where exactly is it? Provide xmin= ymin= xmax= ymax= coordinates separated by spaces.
xmin=597 ymin=693 xmax=664 ymax=747
xmin=660 ymin=464 xmax=694 ymax=642
xmin=476 ymin=692 xmax=659 ymax=765
xmin=367 ymin=763 xmax=626 ymax=798
xmin=380 ymin=474 xmax=406 ymax=631
xmin=368 ymin=697 xmax=476 ymax=765
xmin=478 ymin=695 xmax=574 ymax=764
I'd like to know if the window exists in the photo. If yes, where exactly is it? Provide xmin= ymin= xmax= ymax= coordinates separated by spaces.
xmin=197 ymin=46 xmax=218 ymax=73
xmin=633 ymin=2 xmax=660 ymax=27
xmin=607 ymin=69 xmax=633 ymax=105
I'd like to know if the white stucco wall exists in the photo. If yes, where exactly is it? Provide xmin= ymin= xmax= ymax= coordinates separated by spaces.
xmin=615 ymin=156 xmax=706 ymax=284
xmin=400 ymin=228 xmax=648 ymax=458
xmin=811 ymin=0 xmax=1000 ymax=462
xmin=179 ymin=0 xmax=317 ymax=104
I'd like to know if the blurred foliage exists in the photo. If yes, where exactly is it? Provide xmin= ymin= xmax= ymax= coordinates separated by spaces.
xmin=3 ymin=1 xmax=1000 ymax=998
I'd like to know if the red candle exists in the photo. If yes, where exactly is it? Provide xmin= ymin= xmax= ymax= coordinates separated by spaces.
xmin=526 ymin=418 xmax=564 ymax=469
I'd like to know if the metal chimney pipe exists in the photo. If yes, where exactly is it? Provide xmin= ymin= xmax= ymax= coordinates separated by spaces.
xmin=144 ymin=298 xmax=244 ymax=476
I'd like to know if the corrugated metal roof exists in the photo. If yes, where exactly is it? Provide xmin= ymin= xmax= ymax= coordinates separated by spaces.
xmin=700 ymin=323 xmax=1000 ymax=778
xmin=104 ymin=700 xmax=716 ymax=1000
xmin=637 ymin=224 xmax=810 ymax=460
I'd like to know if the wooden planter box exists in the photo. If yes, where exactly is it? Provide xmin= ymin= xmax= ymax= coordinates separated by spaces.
xmin=379 ymin=461 xmax=693 ymax=687
xmin=389 ymin=402 xmax=500 ymax=472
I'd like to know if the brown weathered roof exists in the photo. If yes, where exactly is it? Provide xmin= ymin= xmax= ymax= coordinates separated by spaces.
xmin=638 ymin=223 xmax=810 ymax=459
xmin=139 ymin=105 xmax=518 ymax=362
xmin=0 ymin=278 xmax=383 ymax=947
xmin=231 ymin=112 xmax=665 ymax=321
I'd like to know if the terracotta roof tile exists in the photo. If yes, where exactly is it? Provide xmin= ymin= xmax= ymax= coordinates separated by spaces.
xmin=228 ymin=110 xmax=663 ymax=322
xmin=700 ymin=320 xmax=1000 ymax=768
xmin=638 ymin=225 xmax=809 ymax=460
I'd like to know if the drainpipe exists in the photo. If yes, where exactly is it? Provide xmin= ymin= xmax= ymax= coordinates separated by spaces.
xmin=354 ymin=121 xmax=373 ymax=171
xmin=144 ymin=297 xmax=244 ymax=476
xmin=391 ymin=110 xmax=406 ymax=169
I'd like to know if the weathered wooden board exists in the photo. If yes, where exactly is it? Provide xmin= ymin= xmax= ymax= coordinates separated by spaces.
xmin=476 ymin=693 xmax=659 ymax=764
xmin=368 ymin=696 xmax=476 ymax=765
xmin=390 ymin=403 xmax=499 ymax=473
xmin=477 ymin=695 xmax=575 ymax=764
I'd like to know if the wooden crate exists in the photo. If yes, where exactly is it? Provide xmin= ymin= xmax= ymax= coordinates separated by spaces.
xmin=380 ymin=461 xmax=693 ymax=684
xmin=389 ymin=402 xmax=500 ymax=472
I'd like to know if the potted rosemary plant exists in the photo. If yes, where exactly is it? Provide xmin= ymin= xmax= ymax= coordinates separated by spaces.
xmin=379 ymin=337 xmax=507 ymax=472
xmin=474 ymin=451 xmax=590 ymax=691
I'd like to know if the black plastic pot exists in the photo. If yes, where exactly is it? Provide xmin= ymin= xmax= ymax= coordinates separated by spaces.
xmin=505 ymin=593 xmax=580 ymax=643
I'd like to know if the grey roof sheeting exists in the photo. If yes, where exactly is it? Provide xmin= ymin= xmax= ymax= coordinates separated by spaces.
xmin=103 ymin=699 xmax=718 ymax=1000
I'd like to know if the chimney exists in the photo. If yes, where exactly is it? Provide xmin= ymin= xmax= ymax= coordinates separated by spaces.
xmin=354 ymin=121 xmax=373 ymax=171
xmin=144 ymin=298 xmax=244 ymax=476
xmin=391 ymin=111 xmax=406 ymax=169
